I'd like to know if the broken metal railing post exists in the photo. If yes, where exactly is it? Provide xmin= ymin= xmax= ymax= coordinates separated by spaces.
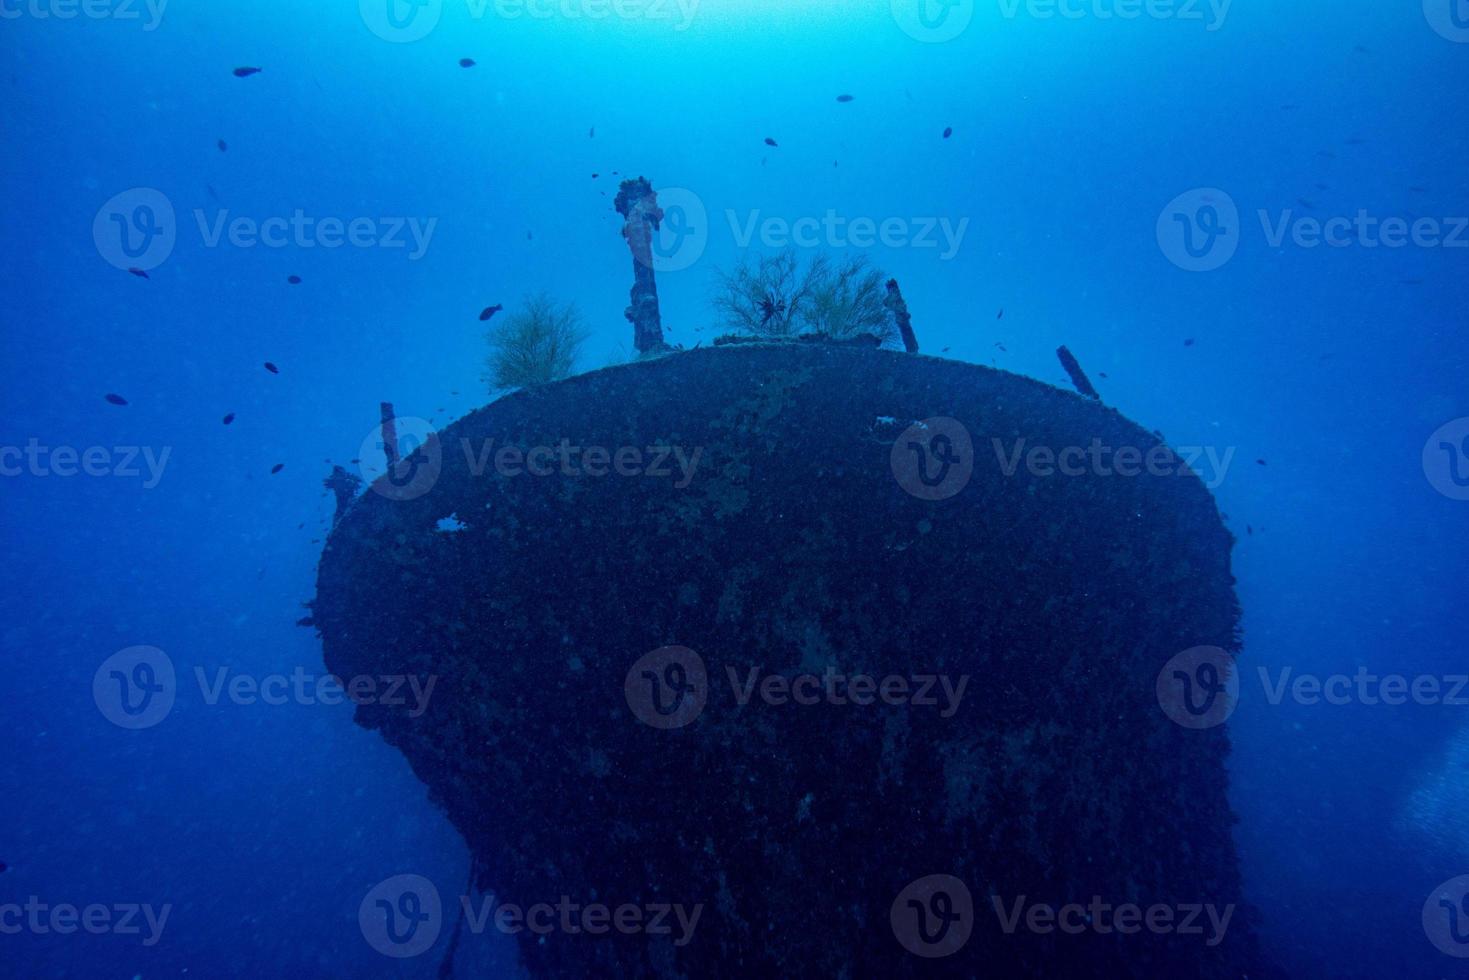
xmin=1056 ymin=346 xmax=1101 ymax=400
xmin=379 ymin=401 xmax=401 ymax=470
xmin=615 ymin=177 xmax=669 ymax=355
xmin=884 ymin=279 xmax=919 ymax=353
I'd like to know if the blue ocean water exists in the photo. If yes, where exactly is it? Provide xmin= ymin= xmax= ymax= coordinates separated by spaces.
xmin=2 ymin=1 xmax=1467 ymax=976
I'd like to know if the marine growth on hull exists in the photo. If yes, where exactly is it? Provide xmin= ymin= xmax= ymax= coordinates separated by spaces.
xmin=312 ymin=178 xmax=1270 ymax=978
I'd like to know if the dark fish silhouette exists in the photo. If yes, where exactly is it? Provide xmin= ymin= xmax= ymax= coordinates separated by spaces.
xmin=217 ymin=139 xmax=227 ymax=152
xmin=1247 ymin=525 xmax=1254 ymax=535
xmin=764 ymin=137 xmax=778 ymax=147
xmin=222 ymin=413 xmax=235 ymax=425
xmin=206 ymin=184 xmax=219 ymax=201
xmin=127 ymin=267 xmax=149 ymax=279
xmin=105 ymin=393 xmax=128 ymax=406
xmin=233 ymin=67 xmax=261 ymax=78
xmin=287 ymin=275 xmax=301 ymax=285
xmin=997 ymin=308 xmax=1004 ymax=319
xmin=943 ymin=127 xmax=953 ymax=139
xmin=479 ymin=304 xmax=503 ymax=321
xmin=459 ymin=58 xmax=476 ymax=68
xmin=592 ymin=173 xmax=599 ymax=178
xmin=264 ymin=361 xmax=279 ymax=374
xmin=994 ymin=342 xmax=1007 ymax=352
xmin=589 ymin=126 xmax=595 ymax=138
xmin=1098 ymin=372 xmax=1109 ymax=379
xmin=940 ymin=346 xmax=950 ymax=353
xmin=271 ymin=463 xmax=284 ymax=474
xmin=1184 ymin=338 xmax=1195 ymax=347
xmin=0 ymin=861 xmax=7 ymax=873
xmin=836 ymin=94 xmax=854 ymax=102
xmin=1256 ymin=459 xmax=1267 ymax=466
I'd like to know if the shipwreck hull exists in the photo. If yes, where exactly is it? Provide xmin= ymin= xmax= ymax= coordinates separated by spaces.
xmin=314 ymin=344 xmax=1264 ymax=977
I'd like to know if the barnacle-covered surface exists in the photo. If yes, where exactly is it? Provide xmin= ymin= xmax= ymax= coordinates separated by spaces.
xmin=313 ymin=343 xmax=1268 ymax=977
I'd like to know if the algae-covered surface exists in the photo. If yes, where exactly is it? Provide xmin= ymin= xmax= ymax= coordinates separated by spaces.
xmin=314 ymin=343 xmax=1264 ymax=977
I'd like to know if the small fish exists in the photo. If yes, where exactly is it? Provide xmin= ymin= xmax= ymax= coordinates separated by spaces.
xmin=217 ymin=139 xmax=228 ymax=152
xmin=127 ymin=267 xmax=149 ymax=279
xmin=287 ymin=275 xmax=301 ymax=285
xmin=459 ymin=58 xmax=476 ymax=68
xmin=1297 ymin=198 xmax=1316 ymax=210
xmin=264 ymin=361 xmax=279 ymax=374
xmin=1256 ymin=459 xmax=1267 ymax=466
xmin=764 ymin=137 xmax=778 ymax=147
xmin=233 ymin=66 xmax=261 ymax=78
xmin=527 ymin=231 xmax=533 ymax=240
xmin=1098 ymin=372 xmax=1109 ymax=379
xmin=1184 ymin=338 xmax=1195 ymax=347
xmin=222 ymin=413 xmax=235 ymax=425
xmin=1247 ymin=524 xmax=1254 ymax=535
xmin=105 ymin=393 xmax=128 ymax=406
xmin=589 ymin=126 xmax=595 ymax=138
xmin=997 ymin=308 xmax=1004 ymax=319
xmin=0 ymin=861 xmax=7 ymax=874
xmin=994 ymin=342 xmax=1007 ymax=352
xmin=836 ymin=94 xmax=854 ymax=103
xmin=591 ymin=172 xmax=599 ymax=178
xmin=206 ymin=184 xmax=219 ymax=201
xmin=942 ymin=126 xmax=953 ymax=139
xmin=940 ymin=346 xmax=950 ymax=353
xmin=479 ymin=304 xmax=503 ymax=321
xmin=271 ymin=463 xmax=284 ymax=474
